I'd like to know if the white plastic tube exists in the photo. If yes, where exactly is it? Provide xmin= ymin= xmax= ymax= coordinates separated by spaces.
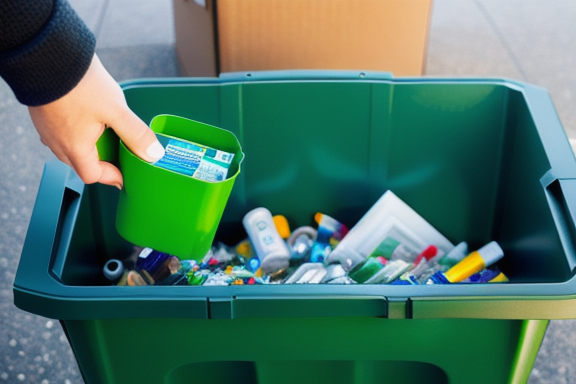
xmin=242 ymin=207 xmax=291 ymax=274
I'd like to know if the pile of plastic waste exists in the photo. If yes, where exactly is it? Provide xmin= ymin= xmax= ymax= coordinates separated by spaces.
xmin=106 ymin=190 xmax=508 ymax=286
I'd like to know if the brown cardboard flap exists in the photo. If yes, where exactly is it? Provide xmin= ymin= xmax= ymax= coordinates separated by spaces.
xmin=216 ymin=0 xmax=432 ymax=76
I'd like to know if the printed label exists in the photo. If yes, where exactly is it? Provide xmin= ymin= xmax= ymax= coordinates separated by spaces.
xmin=154 ymin=136 xmax=234 ymax=182
xmin=139 ymin=247 xmax=153 ymax=258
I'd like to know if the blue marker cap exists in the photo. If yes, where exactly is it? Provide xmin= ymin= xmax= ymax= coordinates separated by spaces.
xmin=309 ymin=243 xmax=330 ymax=263
xmin=427 ymin=271 xmax=451 ymax=285
xmin=248 ymin=257 xmax=260 ymax=272
xmin=310 ymin=253 xmax=325 ymax=263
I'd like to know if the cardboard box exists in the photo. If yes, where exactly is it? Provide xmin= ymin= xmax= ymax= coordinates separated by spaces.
xmin=174 ymin=0 xmax=433 ymax=77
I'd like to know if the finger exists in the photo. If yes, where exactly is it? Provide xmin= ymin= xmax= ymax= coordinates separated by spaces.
xmin=70 ymin=146 xmax=124 ymax=188
xmin=109 ymin=109 xmax=164 ymax=163
xmin=94 ymin=161 xmax=124 ymax=189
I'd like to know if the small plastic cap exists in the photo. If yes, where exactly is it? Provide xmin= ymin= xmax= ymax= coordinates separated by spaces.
xmin=273 ymin=215 xmax=291 ymax=239
xmin=315 ymin=212 xmax=341 ymax=231
xmin=478 ymin=241 xmax=504 ymax=266
xmin=260 ymin=251 xmax=290 ymax=274
xmin=235 ymin=239 xmax=253 ymax=257
xmin=287 ymin=226 xmax=317 ymax=248
xmin=248 ymin=257 xmax=261 ymax=271
xmin=414 ymin=245 xmax=438 ymax=265
xmin=446 ymin=242 xmax=468 ymax=261
xmin=326 ymin=245 xmax=365 ymax=271
xmin=103 ymin=259 xmax=124 ymax=281
xmin=242 ymin=207 xmax=272 ymax=229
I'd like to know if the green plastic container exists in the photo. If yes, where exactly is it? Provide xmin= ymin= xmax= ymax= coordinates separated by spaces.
xmin=115 ymin=114 xmax=243 ymax=259
xmin=14 ymin=71 xmax=576 ymax=384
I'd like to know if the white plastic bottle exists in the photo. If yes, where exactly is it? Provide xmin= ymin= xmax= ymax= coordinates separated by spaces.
xmin=242 ymin=207 xmax=291 ymax=274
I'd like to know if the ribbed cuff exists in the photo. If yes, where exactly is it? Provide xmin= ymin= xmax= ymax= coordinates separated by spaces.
xmin=0 ymin=0 xmax=96 ymax=106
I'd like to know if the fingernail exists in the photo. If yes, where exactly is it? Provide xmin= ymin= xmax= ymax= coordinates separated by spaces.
xmin=146 ymin=141 xmax=165 ymax=162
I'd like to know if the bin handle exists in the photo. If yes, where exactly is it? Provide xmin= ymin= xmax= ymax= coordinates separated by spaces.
xmin=543 ymin=178 xmax=576 ymax=274
xmin=49 ymin=183 xmax=83 ymax=280
xmin=523 ymin=83 xmax=576 ymax=180
xmin=15 ymin=161 xmax=85 ymax=299
xmin=31 ymin=161 xmax=84 ymax=282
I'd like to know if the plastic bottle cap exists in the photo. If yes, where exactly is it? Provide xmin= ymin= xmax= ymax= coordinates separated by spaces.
xmin=446 ymin=242 xmax=468 ymax=261
xmin=103 ymin=259 xmax=124 ymax=281
xmin=248 ymin=257 xmax=260 ymax=271
xmin=326 ymin=244 xmax=365 ymax=271
xmin=235 ymin=240 xmax=252 ymax=257
xmin=478 ymin=241 xmax=504 ymax=266
xmin=414 ymin=245 xmax=438 ymax=265
xmin=273 ymin=215 xmax=291 ymax=239
xmin=287 ymin=226 xmax=317 ymax=247
xmin=376 ymin=256 xmax=388 ymax=265
xmin=260 ymin=251 xmax=290 ymax=274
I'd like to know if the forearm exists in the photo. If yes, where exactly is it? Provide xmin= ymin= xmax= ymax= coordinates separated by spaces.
xmin=0 ymin=0 xmax=96 ymax=106
xmin=2 ymin=0 xmax=164 ymax=188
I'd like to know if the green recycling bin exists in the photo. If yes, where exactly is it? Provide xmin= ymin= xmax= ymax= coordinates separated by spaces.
xmin=14 ymin=71 xmax=576 ymax=384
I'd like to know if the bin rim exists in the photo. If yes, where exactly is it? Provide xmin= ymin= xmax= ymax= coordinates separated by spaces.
xmin=119 ymin=70 xmax=537 ymax=93
xmin=14 ymin=71 xmax=576 ymax=321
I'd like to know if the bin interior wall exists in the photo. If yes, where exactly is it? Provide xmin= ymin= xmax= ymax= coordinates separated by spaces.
xmin=59 ymin=186 xmax=133 ymax=285
xmin=59 ymin=80 xmax=571 ymax=285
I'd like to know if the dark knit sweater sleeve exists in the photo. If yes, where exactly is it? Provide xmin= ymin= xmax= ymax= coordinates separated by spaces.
xmin=0 ymin=0 xmax=96 ymax=106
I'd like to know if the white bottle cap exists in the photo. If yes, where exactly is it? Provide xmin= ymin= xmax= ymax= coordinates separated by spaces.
xmin=445 ymin=241 xmax=468 ymax=262
xmin=103 ymin=259 xmax=124 ymax=281
xmin=242 ymin=207 xmax=271 ymax=228
xmin=478 ymin=241 xmax=504 ymax=266
xmin=260 ymin=251 xmax=290 ymax=274
xmin=326 ymin=244 xmax=365 ymax=271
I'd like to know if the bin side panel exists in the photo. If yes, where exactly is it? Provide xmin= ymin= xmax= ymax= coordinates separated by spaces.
xmin=498 ymin=90 xmax=572 ymax=283
xmin=65 ymin=317 xmax=527 ymax=384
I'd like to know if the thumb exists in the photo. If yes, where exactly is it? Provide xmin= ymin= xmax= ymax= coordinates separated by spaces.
xmin=110 ymin=109 xmax=165 ymax=163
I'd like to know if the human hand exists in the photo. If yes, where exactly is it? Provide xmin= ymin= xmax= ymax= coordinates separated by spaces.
xmin=28 ymin=54 xmax=165 ymax=189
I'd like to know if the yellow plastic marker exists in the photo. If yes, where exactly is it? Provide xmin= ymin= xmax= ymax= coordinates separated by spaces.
xmin=273 ymin=215 xmax=291 ymax=239
xmin=489 ymin=272 xmax=509 ymax=283
xmin=443 ymin=241 xmax=504 ymax=283
xmin=235 ymin=239 xmax=253 ymax=258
